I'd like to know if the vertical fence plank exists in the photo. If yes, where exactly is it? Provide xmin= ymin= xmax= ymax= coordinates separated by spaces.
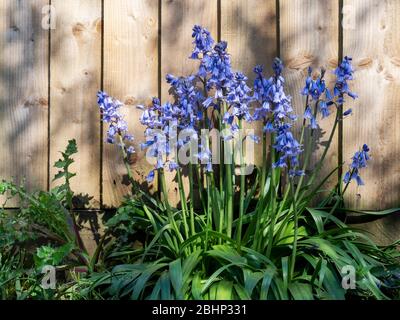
xmin=280 ymin=0 xmax=339 ymax=195
xmin=221 ymin=0 xmax=277 ymax=81
xmin=103 ymin=0 xmax=158 ymax=207
xmin=0 ymin=0 xmax=49 ymax=206
xmin=343 ymin=0 xmax=400 ymax=210
xmin=161 ymin=0 xmax=218 ymax=203
xmin=343 ymin=0 xmax=400 ymax=243
xmin=50 ymin=0 xmax=102 ymax=208
xmin=221 ymin=0 xmax=277 ymax=167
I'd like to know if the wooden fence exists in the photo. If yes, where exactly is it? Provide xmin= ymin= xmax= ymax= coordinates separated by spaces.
xmin=1 ymin=0 xmax=400 ymax=242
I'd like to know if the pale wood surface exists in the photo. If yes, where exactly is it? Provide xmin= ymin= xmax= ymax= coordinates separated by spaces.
xmin=0 ymin=1 xmax=399 ymax=223
xmin=103 ymin=0 xmax=158 ymax=207
xmin=0 ymin=0 xmax=49 ymax=206
xmin=221 ymin=0 xmax=277 ymax=168
xmin=280 ymin=0 xmax=339 ymax=196
xmin=343 ymin=0 xmax=400 ymax=210
xmin=50 ymin=0 xmax=101 ymax=208
xmin=161 ymin=0 xmax=218 ymax=203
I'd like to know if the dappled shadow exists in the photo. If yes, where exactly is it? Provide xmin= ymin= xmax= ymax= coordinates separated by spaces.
xmin=76 ymin=210 xmax=102 ymax=244
xmin=1 ymin=1 xmax=400 ymax=242
xmin=0 ymin=1 xmax=49 ymax=207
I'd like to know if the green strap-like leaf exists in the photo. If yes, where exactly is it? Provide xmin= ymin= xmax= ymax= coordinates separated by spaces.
xmin=169 ymin=259 xmax=183 ymax=300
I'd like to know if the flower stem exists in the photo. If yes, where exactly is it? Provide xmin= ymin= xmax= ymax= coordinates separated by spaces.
xmin=289 ymin=177 xmax=299 ymax=282
xmin=266 ymin=133 xmax=277 ymax=257
xmin=117 ymin=134 xmax=139 ymax=195
xmin=237 ymin=120 xmax=246 ymax=250
xmin=261 ymin=130 xmax=267 ymax=195
xmin=176 ymin=168 xmax=190 ymax=240
xmin=221 ymin=101 xmax=233 ymax=238
xmin=294 ymin=100 xmax=320 ymax=199
xmin=159 ymin=168 xmax=182 ymax=243
xmin=188 ymin=163 xmax=196 ymax=236
xmin=297 ymin=104 xmax=340 ymax=202
xmin=205 ymin=172 xmax=212 ymax=250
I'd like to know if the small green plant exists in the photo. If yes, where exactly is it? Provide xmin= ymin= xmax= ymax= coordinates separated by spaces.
xmin=0 ymin=140 xmax=92 ymax=299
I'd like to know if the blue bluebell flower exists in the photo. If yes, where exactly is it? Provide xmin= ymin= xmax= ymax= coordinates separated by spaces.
xmin=146 ymin=170 xmax=155 ymax=183
xmin=289 ymin=169 xmax=305 ymax=178
xmin=343 ymin=108 xmax=352 ymax=116
xmin=318 ymin=100 xmax=330 ymax=118
xmin=253 ymin=58 xmax=303 ymax=170
xmin=343 ymin=144 xmax=370 ymax=186
xmin=224 ymin=72 xmax=254 ymax=131
xmin=303 ymin=105 xmax=313 ymax=119
xmin=203 ymin=41 xmax=233 ymax=93
xmin=301 ymin=67 xmax=313 ymax=96
xmin=334 ymin=56 xmax=357 ymax=103
xmin=303 ymin=105 xmax=318 ymax=129
xmin=198 ymin=144 xmax=213 ymax=172
xmin=301 ymin=67 xmax=333 ymax=128
xmin=190 ymin=25 xmax=214 ymax=59
xmin=97 ymin=91 xmax=135 ymax=154
xmin=272 ymin=124 xmax=303 ymax=169
xmin=138 ymin=98 xmax=174 ymax=177
xmin=166 ymin=74 xmax=202 ymax=129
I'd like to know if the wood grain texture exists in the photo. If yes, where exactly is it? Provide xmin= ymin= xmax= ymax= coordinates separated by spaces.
xmin=161 ymin=0 xmax=218 ymax=203
xmin=50 ymin=0 xmax=102 ymax=208
xmin=343 ymin=0 xmax=400 ymax=210
xmin=103 ymin=0 xmax=158 ymax=207
xmin=221 ymin=0 xmax=277 ymax=167
xmin=280 ymin=0 xmax=339 ymax=195
xmin=0 ymin=0 xmax=49 ymax=206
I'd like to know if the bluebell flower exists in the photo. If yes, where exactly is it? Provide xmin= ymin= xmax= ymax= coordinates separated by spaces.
xmin=263 ymin=121 xmax=274 ymax=133
xmin=310 ymin=117 xmax=318 ymax=129
xmin=253 ymin=58 xmax=303 ymax=170
xmin=139 ymin=98 xmax=175 ymax=176
xmin=343 ymin=108 xmax=352 ymax=116
xmin=168 ymin=161 xmax=179 ymax=172
xmin=196 ymin=39 xmax=233 ymax=93
xmin=301 ymin=67 xmax=313 ymax=96
xmin=166 ymin=74 xmax=201 ymax=129
xmin=343 ymin=144 xmax=370 ymax=186
xmin=146 ymin=170 xmax=155 ymax=183
xmin=223 ymin=72 xmax=254 ymax=134
xmin=198 ymin=144 xmax=213 ymax=172
xmin=303 ymin=105 xmax=313 ymax=119
xmin=289 ymin=169 xmax=305 ymax=178
xmin=190 ymin=25 xmax=214 ymax=59
xmin=140 ymin=70 xmax=207 ymax=177
xmin=272 ymin=124 xmax=303 ymax=169
xmin=97 ymin=91 xmax=135 ymax=154
xmin=248 ymin=134 xmax=261 ymax=144
xmin=334 ymin=56 xmax=357 ymax=103
xmin=301 ymin=67 xmax=333 ymax=128
xmin=304 ymin=105 xmax=318 ymax=129
xmin=272 ymin=57 xmax=284 ymax=76
xmin=319 ymin=100 xmax=330 ymax=118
